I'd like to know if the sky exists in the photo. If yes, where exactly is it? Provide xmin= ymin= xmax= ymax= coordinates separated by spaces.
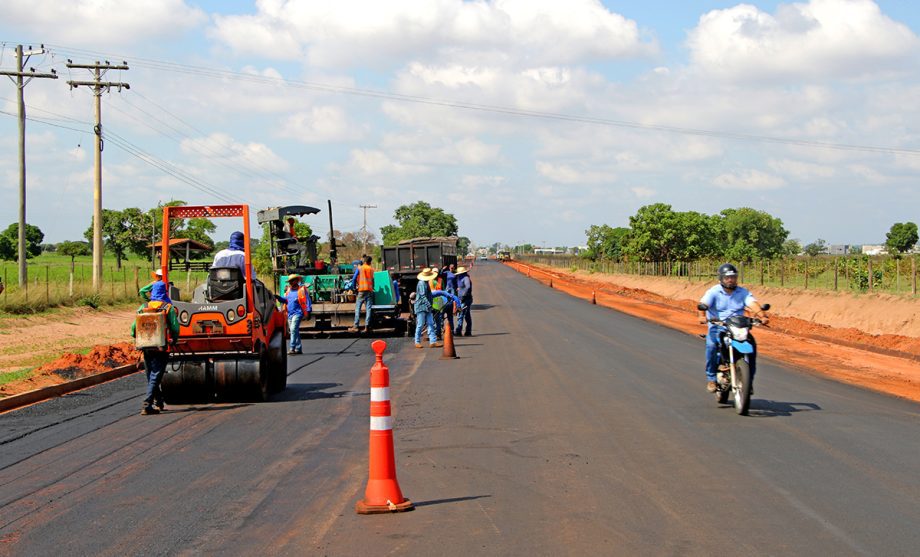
xmin=2 ymin=0 xmax=920 ymax=250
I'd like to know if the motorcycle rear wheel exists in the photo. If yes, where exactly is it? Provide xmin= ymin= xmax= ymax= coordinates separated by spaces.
xmin=733 ymin=359 xmax=752 ymax=415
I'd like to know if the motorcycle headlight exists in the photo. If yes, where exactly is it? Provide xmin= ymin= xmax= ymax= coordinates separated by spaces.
xmin=729 ymin=325 xmax=748 ymax=341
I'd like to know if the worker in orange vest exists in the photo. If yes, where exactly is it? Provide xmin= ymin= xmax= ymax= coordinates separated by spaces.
xmin=350 ymin=255 xmax=375 ymax=333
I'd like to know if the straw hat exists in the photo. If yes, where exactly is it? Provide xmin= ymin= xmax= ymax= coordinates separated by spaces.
xmin=287 ymin=273 xmax=302 ymax=283
xmin=417 ymin=267 xmax=438 ymax=281
xmin=455 ymin=266 xmax=469 ymax=275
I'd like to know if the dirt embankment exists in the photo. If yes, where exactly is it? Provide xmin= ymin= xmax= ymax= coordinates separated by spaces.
xmin=508 ymin=261 xmax=920 ymax=403
xmin=0 ymin=306 xmax=141 ymax=397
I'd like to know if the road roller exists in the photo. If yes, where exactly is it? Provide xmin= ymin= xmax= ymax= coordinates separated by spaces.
xmin=158 ymin=204 xmax=288 ymax=402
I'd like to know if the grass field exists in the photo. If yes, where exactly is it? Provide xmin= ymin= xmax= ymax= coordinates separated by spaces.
xmin=0 ymin=254 xmax=212 ymax=314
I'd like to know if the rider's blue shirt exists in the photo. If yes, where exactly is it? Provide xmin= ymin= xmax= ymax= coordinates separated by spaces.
xmin=700 ymin=284 xmax=756 ymax=327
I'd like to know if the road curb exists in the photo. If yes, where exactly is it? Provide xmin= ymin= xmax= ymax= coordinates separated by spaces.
xmin=0 ymin=363 xmax=141 ymax=414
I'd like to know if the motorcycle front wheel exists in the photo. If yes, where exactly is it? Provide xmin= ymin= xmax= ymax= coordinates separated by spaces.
xmin=733 ymin=359 xmax=752 ymax=415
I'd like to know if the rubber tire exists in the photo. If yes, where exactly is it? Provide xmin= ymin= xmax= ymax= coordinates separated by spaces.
xmin=267 ymin=331 xmax=287 ymax=394
xmin=253 ymin=348 xmax=271 ymax=402
xmin=733 ymin=359 xmax=752 ymax=416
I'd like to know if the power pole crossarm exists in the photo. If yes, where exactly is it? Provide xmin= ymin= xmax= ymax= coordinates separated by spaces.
xmin=0 ymin=45 xmax=58 ymax=287
xmin=66 ymin=60 xmax=130 ymax=291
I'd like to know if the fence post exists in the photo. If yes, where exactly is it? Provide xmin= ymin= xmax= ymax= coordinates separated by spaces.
xmin=111 ymin=266 xmax=115 ymax=298
xmin=780 ymin=259 xmax=785 ymax=287
xmin=868 ymin=258 xmax=873 ymax=292
xmin=45 ymin=265 xmax=49 ymax=304
xmin=134 ymin=267 xmax=139 ymax=294
xmin=123 ymin=267 xmax=128 ymax=296
xmin=804 ymin=259 xmax=808 ymax=289
xmin=834 ymin=257 xmax=838 ymax=290
xmin=896 ymin=257 xmax=900 ymax=293
xmin=913 ymin=257 xmax=917 ymax=296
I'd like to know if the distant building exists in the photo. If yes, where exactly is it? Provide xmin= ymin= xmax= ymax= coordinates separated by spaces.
xmin=534 ymin=248 xmax=564 ymax=255
xmin=862 ymin=244 xmax=887 ymax=256
xmin=827 ymin=244 xmax=851 ymax=255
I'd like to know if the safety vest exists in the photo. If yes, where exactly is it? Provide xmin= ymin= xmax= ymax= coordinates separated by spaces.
xmin=357 ymin=264 xmax=374 ymax=292
xmin=297 ymin=286 xmax=310 ymax=314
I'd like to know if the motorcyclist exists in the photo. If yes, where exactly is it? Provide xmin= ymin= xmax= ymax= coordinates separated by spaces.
xmin=697 ymin=263 xmax=769 ymax=393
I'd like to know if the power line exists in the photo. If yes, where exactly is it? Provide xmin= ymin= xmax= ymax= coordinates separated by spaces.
xmin=36 ymin=42 xmax=920 ymax=158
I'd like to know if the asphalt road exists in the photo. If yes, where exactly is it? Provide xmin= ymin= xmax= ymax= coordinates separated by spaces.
xmin=1 ymin=261 xmax=918 ymax=556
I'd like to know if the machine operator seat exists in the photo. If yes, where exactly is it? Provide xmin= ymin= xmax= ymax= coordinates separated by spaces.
xmin=206 ymin=267 xmax=244 ymax=302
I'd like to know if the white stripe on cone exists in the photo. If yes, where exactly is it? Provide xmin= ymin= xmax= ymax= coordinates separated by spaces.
xmin=370 ymin=416 xmax=393 ymax=431
xmin=370 ymin=387 xmax=390 ymax=402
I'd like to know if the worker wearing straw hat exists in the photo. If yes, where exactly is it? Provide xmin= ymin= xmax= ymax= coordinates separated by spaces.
xmin=454 ymin=266 xmax=473 ymax=336
xmin=414 ymin=267 xmax=443 ymax=349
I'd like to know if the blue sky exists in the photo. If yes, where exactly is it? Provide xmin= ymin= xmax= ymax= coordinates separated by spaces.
xmin=2 ymin=0 xmax=920 ymax=249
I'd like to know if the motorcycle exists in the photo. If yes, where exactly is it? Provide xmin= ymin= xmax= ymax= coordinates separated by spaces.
xmin=697 ymin=303 xmax=769 ymax=415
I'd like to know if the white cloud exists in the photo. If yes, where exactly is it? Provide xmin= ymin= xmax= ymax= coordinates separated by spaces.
xmin=536 ymin=161 xmax=613 ymax=184
xmin=687 ymin=0 xmax=920 ymax=82
xmin=342 ymin=149 xmax=429 ymax=177
xmin=180 ymin=133 xmax=289 ymax=172
xmin=768 ymin=158 xmax=836 ymax=179
xmin=277 ymin=106 xmax=365 ymax=143
xmin=209 ymin=0 xmax=657 ymax=68
xmin=713 ymin=169 xmax=786 ymax=190
xmin=630 ymin=186 xmax=656 ymax=198
xmin=2 ymin=0 xmax=206 ymax=45
xmin=379 ymin=134 xmax=503 ymax=166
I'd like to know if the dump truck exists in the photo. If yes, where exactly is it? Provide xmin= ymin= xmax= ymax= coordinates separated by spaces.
xmin=258 ymin=204 xmax=405 ymax=334
xmin=382 ymin=236 xmax=459 ymax=333
xmin=159 ymin=204 xmax=288 ymax=402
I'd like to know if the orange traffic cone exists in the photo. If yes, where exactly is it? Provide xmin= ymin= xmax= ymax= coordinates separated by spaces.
xmin=356 ymin=340 xmax=414 ymax=514
xmin=591 ymin=290 xmax=596 ymax=304
xmin=441 ymin=318 xmax=458 ymax=360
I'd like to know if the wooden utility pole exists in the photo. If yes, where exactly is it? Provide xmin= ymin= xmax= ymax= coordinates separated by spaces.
xmin=0 ymin=45 xmax=58 ymax=287
xmin=66 ymin=60 xmax=129 ymax=291
xmin=360 ymin=204 xmax=377 ymax=255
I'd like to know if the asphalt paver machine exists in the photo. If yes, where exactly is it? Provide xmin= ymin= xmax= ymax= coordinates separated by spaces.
xmin=160 ymin=204 xmax=288 ymax=402
xmin=258 ymin=204 xmax=405 ymax=334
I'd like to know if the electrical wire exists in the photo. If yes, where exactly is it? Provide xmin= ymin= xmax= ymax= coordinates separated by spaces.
xmin=36 ymin=42 xmax=920 ymax=158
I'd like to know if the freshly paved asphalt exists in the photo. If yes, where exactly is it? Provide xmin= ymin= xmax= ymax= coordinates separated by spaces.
xmin=1 ymin=261 xmax=918 ymax=556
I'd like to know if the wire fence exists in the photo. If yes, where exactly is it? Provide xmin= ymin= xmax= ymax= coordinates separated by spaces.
xmin=0 ymin=262 xmax=211 ymax=313
xmin=517 ymin=254 xmax=919 ymax=296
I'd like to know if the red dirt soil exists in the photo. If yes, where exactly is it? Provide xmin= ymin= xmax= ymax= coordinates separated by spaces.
xmin=507 ymin=261 xmax=920 ymax=403
xmin=0 ymin=342 xmax=141 ymax=398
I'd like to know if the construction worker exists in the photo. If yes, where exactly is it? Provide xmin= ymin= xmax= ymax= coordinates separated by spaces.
xmin=139 ymin=268 xmax=163 ymax=300
xmin=454 ymin=266 xmax=473 ymax=336
xmin=350 ymin=255 xmax=375 ymax=333
xmin=414 ymin=268 xmax=443 ymax=348
xmin=212 ymin=231 xmax=254 ymax=279
xmin=285 ymin=274 xmax=311 ymax=355
xmin=130 ymin=281 xmax=179 ymax=415
xmin=432 ymin=288 xmax=460 ymax=336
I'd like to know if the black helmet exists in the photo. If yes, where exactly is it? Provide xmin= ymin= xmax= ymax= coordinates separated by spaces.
xmin=718 ymin=263 xmax=738 ymax=288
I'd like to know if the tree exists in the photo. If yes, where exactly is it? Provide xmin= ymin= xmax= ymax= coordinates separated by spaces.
xmin=623 ymin=204 xmax=714 ymax=261
xmin=803 ymin=238 xmax=828 ymax=257
xmin=885 ymin=222 xmax=918 ymax=256
xmin=84 ymin=209 xmax=137 ymax=269
xmin=380 ymin=201 xmax=459 ymax=245
xmin=58 ymin=241 xmax=91 ymax=270
xmin=0 ymin=223 xmax=44 ymax=261
xmin=457 ymin=236 xmax=471 ymax=256
xmin=584 ymin=224 xmax=629 ymax=260
xmin=783 ymin=239 xmax=802 ymax=256
xmin=717 ymin=207 xmax=789 ymax=261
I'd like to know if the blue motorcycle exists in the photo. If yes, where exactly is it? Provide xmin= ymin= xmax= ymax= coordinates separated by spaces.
xmin=698 ymin=303 xmax=770 ymax=415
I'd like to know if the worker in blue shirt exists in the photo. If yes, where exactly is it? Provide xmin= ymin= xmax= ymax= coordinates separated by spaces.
xmin=697 ymin=263 xmax=769 ymax=393
xmin=285 ymin=274 xmax=312 ymax=355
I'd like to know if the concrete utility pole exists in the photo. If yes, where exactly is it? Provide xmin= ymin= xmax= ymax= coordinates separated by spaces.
xmin=0 ymin=45 xmax=58 ymax=287
xmin=66 ymin=60 xmax=129 ymax=291
xmin=360 ymin=204 xmax=377 ymax=255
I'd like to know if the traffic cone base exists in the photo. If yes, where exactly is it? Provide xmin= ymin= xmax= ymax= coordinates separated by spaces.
xmin=356 ymin=498 xmax=415 ymax=514
xmin=441 ymin=321 xmax=459 ymax=359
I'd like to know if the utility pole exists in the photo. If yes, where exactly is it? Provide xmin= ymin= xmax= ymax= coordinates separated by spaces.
xmin=0 ymin=44 xmax=58 ymax=287
xmin=66 ymin=60 xmax=129 ymax=291
xmin=360 ymin=204 xmax=377 ymax=255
